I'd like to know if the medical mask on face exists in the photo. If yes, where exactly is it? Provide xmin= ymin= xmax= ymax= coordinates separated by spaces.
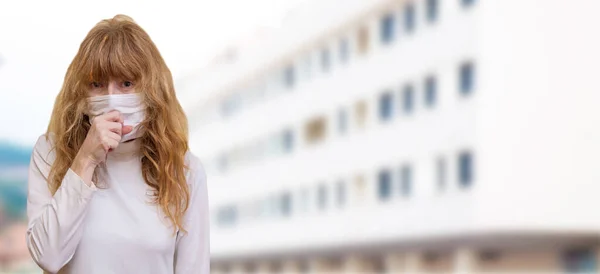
xmin=86 ymin=93 xmax=146 ymax=143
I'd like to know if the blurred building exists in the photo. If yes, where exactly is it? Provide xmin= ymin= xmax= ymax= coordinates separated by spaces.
xmin=178 ymin=0 xmax=600 ymax=273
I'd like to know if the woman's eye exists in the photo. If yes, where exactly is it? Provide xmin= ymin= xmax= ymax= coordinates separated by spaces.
xmin=123 ymin=81 xmax=134 ymax=88
xmin=90 ymin=82 xmax=102 ymax=88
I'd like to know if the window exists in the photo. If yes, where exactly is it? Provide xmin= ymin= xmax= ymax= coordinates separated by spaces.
xmin=268 ymin=134 xmax=283 ymax=156
xmin=379 ymin=91 xmax=394 ymax=121
xmin=220 ymin=95 xmax=240 ymax=117
xmin=404 ymin=3 xmax=416 ymax=34
xmin=380 ymin=13 xmax=395 ymax=44
xmin=321 ymin=48 xmax=331 ymax=72
xmin=220 ymin=99 xmax=230 ymax=117
xmin=282 ymin=129 xmax=294 ymax=153
xmin=357 ymin=26 xmax=370 ymax=55
xmin=216 ymin=205 xmax=237 ymax=226
xmin=339 ymin=38 xmax=349 ymax=63
xmin=250 ymin=199 xmax=262 ymax=219
xmin=437 ymin=157 xmax=446 ymax=191
xmin=218 ymin=154 xmax=228 ymax=172
xmin=260 ymin=198 xmax=270 ymax=218
xmin=230 ymin=146 xmax=241 ymax=167
xmin=462 ymin=0 xmax=476 ymax=8
xmin=317 ymin=184 xmax=328 ymax=210
xmin=284 ymin=65 xmax=295 ymax=88
xmin=400 ymin=165 xmax=412 ymax=197
xmin=281 ymin=192 xmax=292 ymax=217
xmin=305 ymin=116 xmax=327 ymax=144
xmin=355 ymin=100 xmax=368 ymax=128
xmin=338 ymin=108 xmax=348 ymax=134
xmin=354 ymin=174 xmax=366 ymax=203
xmin=254 ymin=139 xmax=267 ymax=160
xmin=269 ymin=262 xmax=283 ymax=273
xmin=336 ymin=180 xmax=346 ymax=208
xmin=266 ymin=195 xmax=278 ymax=217
xmin=458 ymin=151 xmax=474 ymax=188
xmin=371 ymin=258 xmax=387 ymax=273
xmin=426 ymin=0 xmax=439 ymax=23
xmin=563 ymin=248 xmax=597 ymax=273
xmin=459 ymin=61 xmax=475 ymax=95
xmin=378 ymin=169 xmax=392 ymax=201
xmin=300 ymin=188 xmax=309 ymax=213
xmin=402 ymin=84 xmax=415 ymax=114
xmin=244 ymin=263 xmax=257 ymax=273
xmin=302 ymin=55 xmax=312 ymax=81
xmin=299 ymin=260 xmax=309 ymax=273
xmin=424 ymin=75 xmax=437 ymax=107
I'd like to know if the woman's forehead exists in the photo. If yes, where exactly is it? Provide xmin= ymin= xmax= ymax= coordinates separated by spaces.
xmin=81 ymin=35 xmax=147 ymax=83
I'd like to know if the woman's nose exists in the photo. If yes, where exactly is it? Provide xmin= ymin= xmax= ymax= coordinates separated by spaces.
xmin=107 ymin=81 xmax=119 ymax=95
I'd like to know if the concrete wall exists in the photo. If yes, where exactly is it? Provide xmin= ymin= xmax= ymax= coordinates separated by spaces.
xmin=476 ymin=0 xmax=600 ymax=231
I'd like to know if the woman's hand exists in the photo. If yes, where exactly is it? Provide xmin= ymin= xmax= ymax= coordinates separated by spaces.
xmin=71 ymin=110 xmax=133 ymax=186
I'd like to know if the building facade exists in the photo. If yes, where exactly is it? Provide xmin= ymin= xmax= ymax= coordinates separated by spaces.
xmin=178 ymin=0 xmax=600 ymax=273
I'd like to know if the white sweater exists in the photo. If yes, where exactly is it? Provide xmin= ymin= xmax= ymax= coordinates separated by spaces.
xmin=26 ymin=135 xmax=210 ymax=274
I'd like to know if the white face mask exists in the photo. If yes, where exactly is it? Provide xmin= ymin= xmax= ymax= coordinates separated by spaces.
xmin=86 ymin=93 xmax=146 ymax=142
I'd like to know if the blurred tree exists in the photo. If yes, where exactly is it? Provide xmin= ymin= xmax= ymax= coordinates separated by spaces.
xmin=0 ymin=142 xmax=31 ymax=166
xmin=0 ymin=181 xmax=27 ymax=220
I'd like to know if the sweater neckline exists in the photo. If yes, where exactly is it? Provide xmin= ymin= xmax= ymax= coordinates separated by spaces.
xmin=108 ymin=138 xmax=142 ymax=159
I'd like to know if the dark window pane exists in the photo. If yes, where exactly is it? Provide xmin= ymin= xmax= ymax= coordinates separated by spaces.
xmin=437 ymin=157 xmax=446 ymax=191
xmin=427 ymin=0 xmax=439 ymax=22
xmin=318 ymin=184 xmax=327 ymax=210
xmin=378 ymin=169 xmax=392 ymax=200
xmin=462 ymin=0 xmax=476 ymax=8
xmin=380 ymin=13 xmax=395 ymax=44
xmin=217 ymin=205 xmax=237 ymax=226
xmin=563 ymin=249 xmax=597 ymax=273
xmin=458 ymin=151 xmax=474 ymax=188
xmin=300 ymin=189 xmax=309 ymax=213
xmin=321 ymin=48 xmax=330 ymax=72
xmin=404 ymin=3 xmax=416 ymax=34
xmin=281 ymin=192 xmax=291 ymax=217
xmin=336 ymin=181 xmax=345 ymax=207
xmin=338 ymin=109 xmax=348 ymax=134
xmin=339 ymin=38 xmax=349 ymax=63
xmin=221 ymin=98 xmax=234 ymax=117
xmin=425 ymin=75 xmax=437 ymax=107
xmin=379 ymin=91 xmax=394 ymax=121
xmin=282 ymin=129 xmax=294 ymax=153
xmin=403 ymin=84 xmax=414 ymax=114
xmin=460 ymin=62 xmax=475 ymax=95
xmin=400 ymin=165 xmax=412 ymax=197
xmin=218 ymin=154 xmax=228 ymax=172
xmin=284 ymin=65 xmax=295 ymax=88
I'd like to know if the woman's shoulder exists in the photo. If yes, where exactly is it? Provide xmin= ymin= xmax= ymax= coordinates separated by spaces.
xmin=184 ymin=151 xmax=207 ymax=187
xmin=31 ymin=133 xmax=57 ymax=165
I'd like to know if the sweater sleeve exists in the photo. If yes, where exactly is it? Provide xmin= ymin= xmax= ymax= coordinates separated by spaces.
xmin=26 ymin=135 xmax=97 ymax=273
xmin=174 ymin=154 xmax=210 ymax=274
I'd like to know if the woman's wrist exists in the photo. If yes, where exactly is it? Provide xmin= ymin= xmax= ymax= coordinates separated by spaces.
xmin=71 ymin=152 xmax=98 ymax=187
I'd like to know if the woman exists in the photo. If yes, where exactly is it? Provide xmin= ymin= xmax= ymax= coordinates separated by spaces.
xmin=26 ymin=14 xmax=209 ymax=274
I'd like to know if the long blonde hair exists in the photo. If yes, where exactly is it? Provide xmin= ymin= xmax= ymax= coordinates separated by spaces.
xmin=47 ymin=14 xmax=190 ymax=233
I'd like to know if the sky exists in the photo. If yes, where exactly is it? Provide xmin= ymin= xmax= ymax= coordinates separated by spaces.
xmin=0 ymin=0 xmax=307 ymax=147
